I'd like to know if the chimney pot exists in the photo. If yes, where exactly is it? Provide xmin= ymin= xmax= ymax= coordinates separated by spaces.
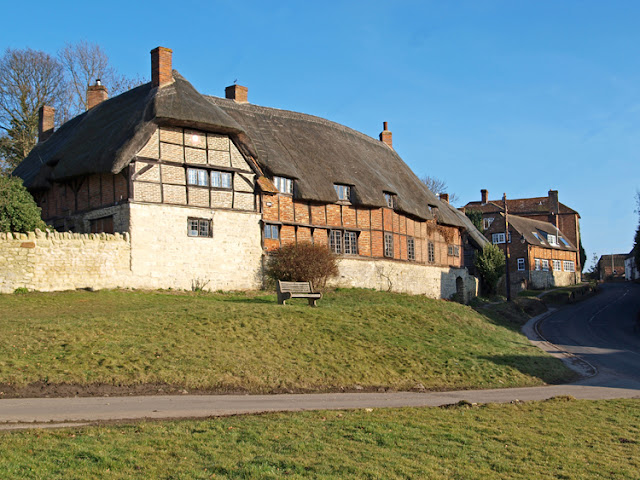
xmin=38 ymin=105 xmax=55 ymax=143
xmin=225 ymin=84 xmax=248 ymax=103
xmin=379 ymin=121 xmax=393 ymax=149
xmin=86 ymin=80 xmax=108 ymax=110
xmin=151 ymin=46 xmax=173 ymax=87
xmin=481 ymin=189 xmax=488 ymax=204
xmin=440 ymin=193 xmax=449 ymax=204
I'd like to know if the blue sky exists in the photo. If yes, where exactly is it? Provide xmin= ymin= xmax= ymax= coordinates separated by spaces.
xmin=3 ymin=0 xmax=639 ymax=268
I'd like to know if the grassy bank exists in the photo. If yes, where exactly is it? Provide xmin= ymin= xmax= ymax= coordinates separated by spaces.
xmin=0 ymin=288 xmax=573 ymax=395
xmin=1 ymin=398 xmax=639 ymax=479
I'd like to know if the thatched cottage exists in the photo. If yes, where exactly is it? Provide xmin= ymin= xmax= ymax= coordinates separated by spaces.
xmin=11 ymin=47 xmax=481 ymax=299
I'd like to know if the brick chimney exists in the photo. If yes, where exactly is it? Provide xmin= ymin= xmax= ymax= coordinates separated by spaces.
xmin=481 ymin=189 xmax=488 ymax=204
xmin=225 ymin=84 xmax=248 ymax=103
xmin=439 ymin=193 xmax=449 ymax=204
xmin=379 ymin=122 xmax=392 ymax=149
xmin=151 ymin=46 xmax=173 ymax=87
xmin=38 ymin=105 xmax=55 ymax=143
xmin=548 ymin=189 xmax=559 ymax=229
xmin=86 ymin=79 xmax=108 ymax=110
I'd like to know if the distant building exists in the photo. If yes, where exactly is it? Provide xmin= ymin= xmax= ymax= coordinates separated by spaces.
xmin=597 ymin=254 xmax=626 ymax=281
xmin=624 ymin=251 xmax=639 ymax=281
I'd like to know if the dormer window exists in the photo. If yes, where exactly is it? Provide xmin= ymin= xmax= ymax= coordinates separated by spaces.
xmin=547 ymin=234 xmax=558 ymax=246
xmin=384 ymin=192 xmax=397 ymax=209
xmin=334 ymin=184 xmax=351 ymax=201
xmin=273 ymin=176 xmax=293 ymax=194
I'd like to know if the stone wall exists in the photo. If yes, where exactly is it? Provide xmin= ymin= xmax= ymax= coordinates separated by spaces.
xmin=0 ymin=230 xmax=132 ymax=294
xmin=331 ymin=257 xmax=478 ymax=302
xmin=127 ymin=203 xmax=263 ymax=291
xmin=529 ymin=270 xmax=579 ymax=290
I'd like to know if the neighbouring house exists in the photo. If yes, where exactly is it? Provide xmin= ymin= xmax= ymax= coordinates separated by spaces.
xmin=597 ymin=254 xmax=626 ymax=281
xmin=625 ymin=250 xmax=639 ymax=281
xmin=7 ymin=46 xmax=483 ymax=300
xmin=462 ymin=189 xmax=582 ymax=272
xmin=484 ymin=213 xmax=580 ymax=291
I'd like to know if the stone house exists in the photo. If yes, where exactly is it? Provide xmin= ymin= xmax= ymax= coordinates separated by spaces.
xmin=10 ymin=46 xmax=481 ymax=299
xmin=463 ymin=189 xmax=582 ymax=271
xmin=625 ymin=250 xmax=639 ymax=281
xmin=484 ymin=214 xmax=580 ymax=291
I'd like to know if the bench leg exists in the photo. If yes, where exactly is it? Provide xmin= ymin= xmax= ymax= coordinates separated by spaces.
xmin=308 ymin=298 xmax=317 ymax=307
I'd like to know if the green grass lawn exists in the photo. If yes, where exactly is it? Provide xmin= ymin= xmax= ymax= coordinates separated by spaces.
xmin=1 ymin=398 xmax=638 ymax=479
xmin=0 ymin=288 xmax=573 ymax=394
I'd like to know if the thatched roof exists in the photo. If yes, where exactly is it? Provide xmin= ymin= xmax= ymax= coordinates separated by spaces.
xmin=436 ymin=201 xmax=488 ymax=247
xmin=14 ymin=72 xmax=244 ymax=190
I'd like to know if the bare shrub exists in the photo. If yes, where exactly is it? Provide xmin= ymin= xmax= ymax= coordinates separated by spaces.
xmin=265 ymin=242 xmax=338 ymax=289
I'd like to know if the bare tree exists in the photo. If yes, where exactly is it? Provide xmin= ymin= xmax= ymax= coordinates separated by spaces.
xmin=0 ymin=48 xmax=66 ymax=173
xmin=58 ymin=41 xmax=144 ymax=119
xmin=421 ymin=175 xmax=459 ymax=205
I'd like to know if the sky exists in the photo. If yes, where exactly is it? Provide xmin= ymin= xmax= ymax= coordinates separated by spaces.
xmin=3 ymin=0 xmax=639 ymax=269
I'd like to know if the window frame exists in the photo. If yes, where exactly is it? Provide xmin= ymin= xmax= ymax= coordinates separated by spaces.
xmin=563 ymin=260 xmax=575 ymax=272
xmin=553 ymin=259 xmax=562 ymax=271
xmin=492 ymin=232 xmax=506 ymax=244
xmin=541 ymin=259 xmax=550 ymax=271
xmin=517 ymin=258 xmax=525 ymax=271
xmin=187 ymin=168 xmax=209 ymax=187
xmin=334 ymin=184 xmax=352 ymax=202
xmin=407 ymin=237 xmax=416 ymax=261
xmin=187 ymin=217 xmax=212 ymax=238
xmin=344 ymin=231 xmax=358 ymax=255
xmin=264 ymin=223 xmax=279 ymax=240
xmin=428 ymin=241 xmax=435 ymax=264
xmin=483 ymin=217 xmax=494 ymax=230
xmin=535 ymin=258 xmax=541 ymax=271
xmin=547 ymin=234 xmax=558 ymax=246
xmin=211 ymin=170 xmax=233 ymax=189
xmin=384 ymin=192 xmax=397 ymax=209
xmin=329 ymin=230 xmax=343 ymax=254
xmin=384 ymin=232 xmax=394 ymax=258
xmin=273 ymin=176 xmax=293 ymax=194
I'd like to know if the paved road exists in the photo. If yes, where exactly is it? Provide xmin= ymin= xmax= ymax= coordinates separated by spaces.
xmin=1 ymin=283 xmax=639 ymax=430
xmin=538 ymin=282 xmax=640 ymax=390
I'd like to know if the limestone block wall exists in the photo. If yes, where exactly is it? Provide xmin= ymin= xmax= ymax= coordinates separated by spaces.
xmin=0 ymin=230 xmax=132 ymax=294
xmin=331 ymin=257 xmax=478 ymax=302
xmin=529 ymin=270 xmax=578 ymax=290
xmin=128 ymin=203 xmax=263 ymax=291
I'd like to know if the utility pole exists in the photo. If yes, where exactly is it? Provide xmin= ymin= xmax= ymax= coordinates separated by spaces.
xmin=504 ymin=193 xmax=511 ymax=301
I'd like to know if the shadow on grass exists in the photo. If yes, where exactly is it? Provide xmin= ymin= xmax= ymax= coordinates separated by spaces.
xmin=480 ymin=355 xmax=579 ymax=385
xmin=216 ymin=296 xmax=276 ymax=305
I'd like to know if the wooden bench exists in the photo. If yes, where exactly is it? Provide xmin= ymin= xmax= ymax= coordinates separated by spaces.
xmin=277 ymin=280 xmax=322 ymax=307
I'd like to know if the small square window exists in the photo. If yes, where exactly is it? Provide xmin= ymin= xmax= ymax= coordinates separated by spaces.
xmin=187 ymin=168 xmax=209 ymax=186
xmin=264 ymin=224 xmax=279 ymax=240
xmin=211 ymin=171 xmax=232 ymax=189
xmin=188 ymin=218 xmax=211 ymax=237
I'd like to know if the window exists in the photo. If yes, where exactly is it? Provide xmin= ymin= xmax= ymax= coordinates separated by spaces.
xmin=188 ymin=218 xmax=211 ymax=237
xmin=187 ymin=168 xmax=208 ymax=186
xmin=563 ymin=261 xmax=575 ymax=272
xmin=483 ymin=217 xmax=494 ymax=230
xmin=541 ymin=259 xmax=549 ymax=271
xmin=559 ymin=237 xmax=571 ymax=247
xmin=264 ymin=224 xmax=279 ymax=240
xmin=211 ymin=171 xmax=232 ymax=189
xmin=447 ymin=245 xmax=460 ymax=257
xmin=273 ymin=176 xmax=293 ymax=194
xmin=535 ymin=259 xmax=541 ymax=271
xmin=334 ymin=184 xmax=351 ymax=201
xmin=330 ymin=230 xmax=358 ymax=255
xmin=547 ymin=234 xmax=558 ymax=246
xmin=344 ymin=231 xmax=358 ymax=255
xmin=90 ymin=216 xmax=114 ymax=234
xmin=384 ymin=233 xmax=394 ymax=257
xmin=330 ymin=230 xmax=343 ymax=254
xmin=428 ymin=241 xmax=435 ymax=263
xmin=492 ymin=233 xmax=506 ymax=244
xmin=384 ymin=192 xmax=397 ymax=209
xmin=553 ymin=260 xmax=562 ymax=271
xmin=407 ymin=237 xmax=415 ymax=261
xmin=517 ymin=258 xmax=525 ymax=271
xmin=532 ymin=232 xmax=543 ymax=243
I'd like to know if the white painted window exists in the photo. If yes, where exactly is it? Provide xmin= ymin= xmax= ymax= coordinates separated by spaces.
xmin=329 ymin=230 xmax=343 ymax=254
xmin=547 ymin=234 xmax=558 ymax=246
xmin=563 ymin=261 xmax=575 ymax=272
xmin=344 ymin=231 xmax=358 ymax=255
xmin=211 ymin=171 xmax=232 ymax=189
xmin=535 ymin=259 xmax=541 ymax=271
xmin=492 ymin=233 xmax=506 ymax=244
xmin=483 ymin=217 xmax=494 ymax=230
xmin=384 ymin=233 xmax=394 ymax=257
xmin=187 ymin=168 xmax=208 ymax=186
xmin=188 ymin=218 xmax=211 ymax=237
xmin=542 ymin=259 xmax=549 ymax=271
xmin=407 ymin=237 xmax=415 ymax=261
xmin=517 ymin=258 xmax=525 ymax=271
xmin=273 ymin=176 xmax=293 ymax=194
xmin=334 ymin=184 xmax=351 ymax=201
xmin=264 ymin=224 xmax=279 ymax=240
xmin=553 ymin=260 xmax=562 ymax=271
